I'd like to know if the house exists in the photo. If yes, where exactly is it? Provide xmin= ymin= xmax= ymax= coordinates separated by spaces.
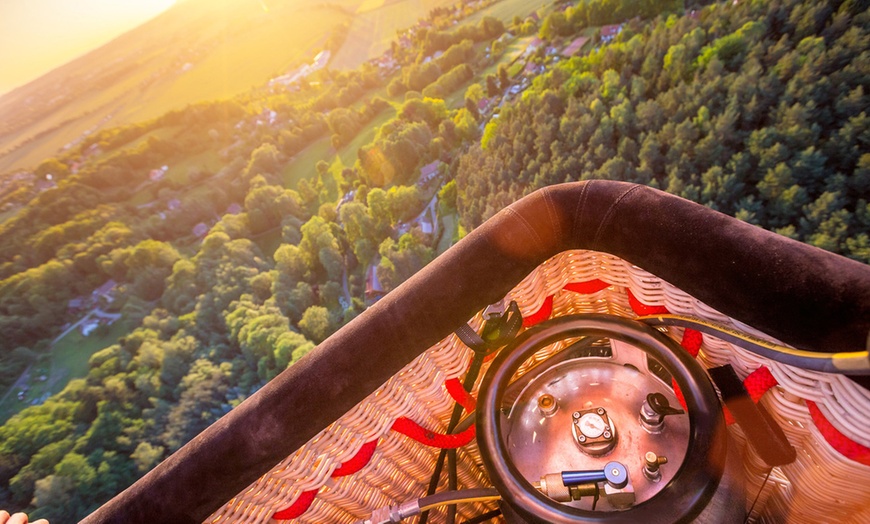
xmin=562 ymin=36 xmax=590 ymax=57
xmin=149 ymin=165 xmax=168 ymax=182
xmin=34 ymin=178 xmax=56 ymax=192
xmin=94 ymin=280 xmax=117 ymax=304
xmin=478 ymin=98 xmax=490 ymax=113
xmin=335 ymin=190 xmax=356 ymax=213
xmin=409 ymin=196 xmax=439 ymax=236
xmin=418 ymin=160 xmax=442 ymax=187
xmin=68 ymin=297 xmax=85 ymax=312
xmin=365 ymin=261 xmax=386 ymax=302
xmin=313 ymin=51 xmax=331 ymax=69
xmin=527 ymin=11 xmax=540 ymax=22
xmin=600 ymin=24 xmax=623 ymax=43
xmin=226 ymin=203 xmax=243 ymax=215
xmin=524 ymin=37 xmax=543 ymax=56
xmin=81 ymin=319 xmax=100 ymax=337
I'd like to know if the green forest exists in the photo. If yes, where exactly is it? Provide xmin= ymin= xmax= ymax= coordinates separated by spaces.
xmin=0 ymin=0 xmax=867 ymax=521
xmin=462 ymin=0 xmax=870 ymax=259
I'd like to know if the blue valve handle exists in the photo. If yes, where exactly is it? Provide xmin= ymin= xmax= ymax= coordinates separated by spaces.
xmin=561 ymin=461 xmax=628 ymax=489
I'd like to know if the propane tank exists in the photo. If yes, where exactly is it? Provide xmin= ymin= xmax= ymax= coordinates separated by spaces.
xmin=478 ymin=316 xmax=746 ymax=523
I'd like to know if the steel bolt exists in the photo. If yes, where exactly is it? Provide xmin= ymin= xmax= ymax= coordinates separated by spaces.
xmin=597 ymin=407 xmax=605 ymax=415
xmin=573 ymin=411 xmax=581 ymax=419
xmin=578 ymin=434 xmax=587 ymax=442
xmin=603 ymin=430 xmax=612 ymax=439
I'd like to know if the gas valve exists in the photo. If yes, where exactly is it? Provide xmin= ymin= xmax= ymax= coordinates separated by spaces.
xmin=537 ymin=462 xmax=635 ymax=509
xmin=640 ymin=393 xmax=684 ymax=432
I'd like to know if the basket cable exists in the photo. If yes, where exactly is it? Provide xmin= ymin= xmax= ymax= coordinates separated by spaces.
xmin=419 ymin=301 xmax=522 ymax=524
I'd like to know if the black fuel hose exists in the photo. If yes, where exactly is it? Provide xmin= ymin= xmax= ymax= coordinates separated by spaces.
xmin=638 ymin=314 xmax=870 ymax=375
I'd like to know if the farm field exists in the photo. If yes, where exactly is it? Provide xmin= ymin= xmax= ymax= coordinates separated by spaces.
xmin=330 ymin=0 xmax=459 ymax=70
xmin=164 ymin=149 xmax=222 ymax=184
xmin=464 ymin=0 xmax=551 ymax=25
xmin=120 ymin=7 xmax=348 ymax=124
xmin=0 ymin=0 xmax=355 ymax=174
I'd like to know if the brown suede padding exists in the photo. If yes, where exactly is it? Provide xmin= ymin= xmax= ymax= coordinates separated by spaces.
xmin=81 ymin=181 xmax=870 ymax=524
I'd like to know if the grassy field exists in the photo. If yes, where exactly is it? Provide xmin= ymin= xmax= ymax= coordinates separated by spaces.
xmin=0 ymin=0 xmax=544 ymax=174
xmin=464 ymin=0 xmax=551 ymax=25
xmin=279 ymin=99 xmax=397 ymax=196
xmin=165 ymin=149 xmax=222 ymax=184
xmin=437 ymin=212 xmax=458 ymax=254
xmin=0 ymin=317 xmax=133 ymax=423
xmin=0 ymin=1 xmax=353 ymax=173
xmin=49 ymin=319 xmax=133 ymax=393
xmin=281 ymin=138 xmax=333 ymax=188
xmin=336 ymin=105 xmax=397 ymax=170
xmin=330 ymin=0 xmax=459 ymax=70
xmin=0 ymin=205 xmax=20 ymax=225
xmin=122 ymin=9 xmax=347 ymax=124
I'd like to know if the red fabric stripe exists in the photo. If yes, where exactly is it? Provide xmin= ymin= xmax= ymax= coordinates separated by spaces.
xmin=273 ymin=489 xmax=318 ymax=520
xmin=331 ymin=440 xmax=378 ymax=478
xmin=743 ymin=366 xmax=778 ymax=403
xmin=671 ymin=379 xmax=688 ymax=411
xmin=806 ymin=401 xmax=870 ymax=466
xmin=680 ymin=328 xmax=703 ymax=357
xmin=563 ymin=279 xmax=610 ymax=294
xmin=391 ymin=417 xmax=476 ymax=448
xmin=522 ymin=295 xmax=554 ymax=327
xmin=445 ymin=378 xmax=476 ymax=413
xmin=627 ymin=289 xmax=669 ymax=315
xmin=722 ymin=405 xmax=735 ymax=426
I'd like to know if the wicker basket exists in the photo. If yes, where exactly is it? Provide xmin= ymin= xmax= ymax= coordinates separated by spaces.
xmin=207 ymin=250 xmax=870 ymax=524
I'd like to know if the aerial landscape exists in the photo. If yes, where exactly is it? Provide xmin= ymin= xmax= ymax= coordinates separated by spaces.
xmin=0 ymin=0 xmax=868 ymax=522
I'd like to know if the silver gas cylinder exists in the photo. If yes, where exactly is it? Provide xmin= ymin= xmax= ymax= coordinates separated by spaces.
xmin=479 ymin=316 xmax=745 ymax=524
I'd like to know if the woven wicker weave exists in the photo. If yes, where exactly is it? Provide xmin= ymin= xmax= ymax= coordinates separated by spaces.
xmin=207 ymin=250 xmax=870 ymax=524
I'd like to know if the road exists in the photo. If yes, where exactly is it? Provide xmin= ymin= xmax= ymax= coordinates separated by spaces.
xmin=0 ymin=365 xmax=32 ymax=409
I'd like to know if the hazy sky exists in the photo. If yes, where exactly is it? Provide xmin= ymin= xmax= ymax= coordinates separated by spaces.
xmin=0 ymin=0 xmax=176 ymax=95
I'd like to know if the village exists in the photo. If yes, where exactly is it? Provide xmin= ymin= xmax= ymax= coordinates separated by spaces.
xmin=0 ymin=0 xmax=640 ymax=424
